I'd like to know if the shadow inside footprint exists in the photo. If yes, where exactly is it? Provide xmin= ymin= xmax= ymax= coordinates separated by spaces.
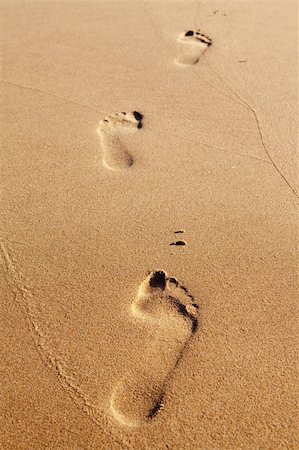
xmin=170 ymin=240 xmax=186 ymax=246
xmin=149 ymin=270 xmax=166 ymax=289
xmin=110 ymin=270 xmax=199 ymax=427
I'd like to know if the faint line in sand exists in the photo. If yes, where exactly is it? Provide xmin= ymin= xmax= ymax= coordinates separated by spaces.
xmin=196 ymin=56 xmax=299 ymax=199
xmin=2 ymin=79 xmax=107 ymax=116
xmin=0 ymin=239 xmax=128 ymax=448
xmin=136 ymin=2 xmax=298 ymax=198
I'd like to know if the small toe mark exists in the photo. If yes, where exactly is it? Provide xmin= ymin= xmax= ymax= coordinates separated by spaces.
xmin=169 ymin=277 xmax=179 ymax=286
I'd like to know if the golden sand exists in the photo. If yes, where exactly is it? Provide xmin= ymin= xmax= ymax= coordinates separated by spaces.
xmin=1 ymin=1 xmax=298 ymax=448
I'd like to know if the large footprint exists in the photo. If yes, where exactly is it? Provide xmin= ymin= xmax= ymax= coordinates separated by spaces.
xmin=96 ymin=111 xmax=143 ymax=170
xmin=175 ymin=30 xmax=212 ymax=65
xmin=110 ymin=270 xmax=199 ymax=427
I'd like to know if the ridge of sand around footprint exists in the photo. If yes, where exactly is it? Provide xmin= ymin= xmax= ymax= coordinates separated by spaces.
xmin=97 ymin=111 xmax=143 ymax=170
xmin=110 ymin=270 xmax=199 ymax=427
xmin=176 ymin=30 xmax=212 ymax=65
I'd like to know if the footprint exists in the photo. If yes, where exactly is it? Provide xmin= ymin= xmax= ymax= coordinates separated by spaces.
xmin=170 ymin=240 xmax=186 ymax=246
xmin=96 ymin=111 xmax=143 ymax=170
xmin=175 ymin=30 xmax=212 ymax=65
xmin=110 ymin=270 xmax=199 ymax=427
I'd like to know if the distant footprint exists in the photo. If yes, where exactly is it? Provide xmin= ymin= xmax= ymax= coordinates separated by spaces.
xmin=96 ymin=111 xmax=143 ymax=170
xmin=175 ymin=30 xmax=212 ymax=65
xmin=110 ymin=270 xmax=199 ymax=427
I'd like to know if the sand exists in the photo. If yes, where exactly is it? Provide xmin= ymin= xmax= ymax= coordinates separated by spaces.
xmin=1 ymin=0 xmax=298 ymax=449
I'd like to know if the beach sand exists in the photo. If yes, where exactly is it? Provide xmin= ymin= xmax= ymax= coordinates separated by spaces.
xmin=1 ymin=1 xmax=298 ymax=448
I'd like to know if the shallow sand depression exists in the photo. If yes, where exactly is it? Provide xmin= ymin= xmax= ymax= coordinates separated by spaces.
xmin=1 ymin=0 xmax=298 ymax=449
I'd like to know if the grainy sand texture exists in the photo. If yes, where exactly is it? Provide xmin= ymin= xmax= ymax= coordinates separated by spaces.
xmin=1 ymin=0 xmax=298 ymax=449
